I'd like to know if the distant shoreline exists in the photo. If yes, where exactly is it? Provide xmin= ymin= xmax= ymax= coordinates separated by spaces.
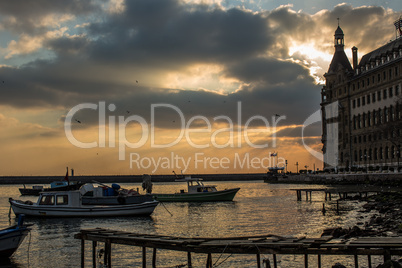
xmin=0 ymin=173 xmax=267 ymax=184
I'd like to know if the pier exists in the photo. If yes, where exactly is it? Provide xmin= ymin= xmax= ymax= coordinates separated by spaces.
xmin=75 ymin=228 xmax=402 ymax=268
xmin=292 ymin=188 xmax=387 ymax=202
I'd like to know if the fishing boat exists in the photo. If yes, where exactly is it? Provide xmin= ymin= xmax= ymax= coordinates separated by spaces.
xmin=0 ymin=215 xmax=31 ymax=258
xmin=9 ymin=189 xmax=159 ymax=217
xmin=152 ymin=176 xmax=240 ymax=202
xmin=19 ymin=181 xmax=84 ymax=196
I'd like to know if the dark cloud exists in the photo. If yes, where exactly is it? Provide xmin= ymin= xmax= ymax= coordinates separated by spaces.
xmin=1 ymin=1 xmax=399 ymax=133
xmin=0 ymin=0 xmax=99 ymax=34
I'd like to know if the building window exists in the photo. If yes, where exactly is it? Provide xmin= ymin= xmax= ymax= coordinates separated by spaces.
xmin=362 ymin=96 xmax=365 ymax=106
xmin=378 ymin=91 xmax=381 ymax=101
xmin=380 ymin=147 xmax=383 ymax=160
xmin=367 ymin=78 xmax=370 ymax=86
xmin=389 ymin=69 xmax=392 ymax=79
xmin=373 ymin=110 xmax=377 ymax=125
xmin=383 ymin=89 xmax=387 ymax=99
xmin=389 ymin=87 xmax=393 ymax=97
xmin=378 ymin=74 xmax=381 ymax=82
xmin=390 ymin=105 xmax=395 ymax=121
xmin=384 ymin=107 xmax=389 ymax=122
xmin=396 ymin=85 xmax=399 ymax=96
xmin=372 ymin=92 xmax=376 ymax=102
xmin=353 ymin=84 xmax=356 ymax=91
xmin=353 ymin=99 xmax=356 ymax=108
xmin=354 ymin=150 xmax=358 ymax=162
xmin=368 ymin=111 xmax=371 ymax=126
xmin=383 ymin=71 xmax=386 ymax=80
xmin=367 ymin=94 xmax=371 ymax=104
xmin=357 ymin=98 xmax=361 ymax=107
xmin=374 ymin=148 xmax=378 ymax=160
xmin=385 ymin=147 xmax=389 ymax=159
xmin=372 ymin=76 xmax=375 ymax=84
xmin=378 ymin=108 xmax=382 ymax=124
xmin=353 ymin=116 xmax=357 ymax=130
xmin=362 ymin=113 xmax=366 ymax=128
xmin=357 ymin=82 xmax=360 ymax=89
xmin=358 ymin=114 xmax=361 ymax=128
xmin=396 ymin=66 xmax=399 ymax=76
xmin=362 ymin=80 xmax=365 ymax=88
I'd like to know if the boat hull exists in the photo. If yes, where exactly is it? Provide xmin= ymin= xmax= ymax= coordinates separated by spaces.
xmin=153 ymin=188 xmax=240 ymax=202
xmin=9 ymin=200 xmax=159 ymax=217
xmin=0 ymin=227 xmax=29 ymax=258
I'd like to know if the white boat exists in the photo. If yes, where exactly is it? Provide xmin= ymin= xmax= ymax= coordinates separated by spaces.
xmin=0 ymin=215 xmax=31 ymax=258
xmin=153 ymin=176 xmax=240 ymax=202
xmin=9 ymin=190 xmax=159 ymax=217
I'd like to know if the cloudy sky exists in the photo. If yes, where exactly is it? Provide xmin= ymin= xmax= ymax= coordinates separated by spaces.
xmin=0 ymin=0 xmax=401 ymax=176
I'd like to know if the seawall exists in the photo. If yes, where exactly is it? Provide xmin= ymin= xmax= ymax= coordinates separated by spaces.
xmin=0 ymin=173 xmax=267 ymax=185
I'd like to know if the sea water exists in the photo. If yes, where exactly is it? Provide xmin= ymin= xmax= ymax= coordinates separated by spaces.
xmin=0 ymin=181 xmax=383 ymax=267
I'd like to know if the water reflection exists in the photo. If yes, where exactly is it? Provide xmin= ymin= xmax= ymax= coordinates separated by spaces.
xmin=0 ymin=182 xmax=376 ymax=267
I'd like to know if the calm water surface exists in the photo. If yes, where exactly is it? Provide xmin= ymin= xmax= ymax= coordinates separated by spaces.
xmin=0 ymin=181 xmax=381 ymax=267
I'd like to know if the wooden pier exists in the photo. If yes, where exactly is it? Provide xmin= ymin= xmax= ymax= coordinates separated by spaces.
xmin=75 ymin=228 xmax=402 ymax=268
xmin=292 ymin=188 xmax=384 ymax=201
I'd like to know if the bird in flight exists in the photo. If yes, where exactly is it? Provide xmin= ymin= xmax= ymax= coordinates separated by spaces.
xmin=75 ymin=119 xmax=81 ymax=123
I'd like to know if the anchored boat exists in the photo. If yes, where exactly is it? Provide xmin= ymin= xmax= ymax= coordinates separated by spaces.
xmin=152 ymin=176 xmax=240 ymax=202
xmin=0 ymin=215 xmax=31 ymax=258
xmin=9 ymin=189 xmax=159 ymax=217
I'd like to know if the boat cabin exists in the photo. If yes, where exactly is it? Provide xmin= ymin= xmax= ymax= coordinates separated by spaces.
xmin=37 ymin=191 xmax=81 ymax=207
xmin=177 ymin=176 xmax=218 ymax=194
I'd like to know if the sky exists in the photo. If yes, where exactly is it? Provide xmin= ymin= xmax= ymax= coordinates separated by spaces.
xmin=0 ymin=0 xmax=401 ymax=176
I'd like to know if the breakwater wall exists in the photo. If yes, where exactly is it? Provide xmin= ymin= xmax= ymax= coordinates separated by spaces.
xmin=0 ymin=173 xmax=267 ymax=185
xmin=266 ymin=173 xmax=402 ymax=185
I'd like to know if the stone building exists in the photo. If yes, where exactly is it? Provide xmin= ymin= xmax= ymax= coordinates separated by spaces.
xmin=321 ymin=22 xmax=402 ymax=172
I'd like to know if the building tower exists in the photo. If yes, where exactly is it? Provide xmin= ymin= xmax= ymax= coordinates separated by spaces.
xmin=321 ymin=23 xmax=353 ymax=170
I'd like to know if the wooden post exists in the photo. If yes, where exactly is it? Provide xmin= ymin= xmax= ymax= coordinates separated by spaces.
xmin=81 ymin=239 xmax=85 ymax=268
xmin=304 ymin=254 xmax=308 ymax=268
xmin=317 ymin=255 xmax=321 ymax=268
xmin=107 ymin=240 xmax=111 ymax=268
xmin=336 ymin=200 xmax=339 ymax=214
xmin=383 ymin=250 xmax=391 ymax=262
xmin=92 ymin=241 xmax=97 ymax=268
xmin=206 ymin=253 xmax=212 ymax=268
xmin=354 ymin=255 xmax=358 ymax=268
xmin=142 ymin=247 xmax=147 ymax=268
xmin=187 ymin=252 xmax=192 ymax=268
xmin=152 ymin=248 xmax=156 ymax=268
xmin=273 ymin=254 xmax=277 ymax=268
xmin=368 ymin=255 xmax=372 ymax=268
xmin=257 ymin=253 xmax=261 ymax=268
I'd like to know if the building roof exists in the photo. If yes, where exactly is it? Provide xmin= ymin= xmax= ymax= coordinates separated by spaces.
xmin=335 ymin=26 xmax=343 ymax=36
xmin=327 ymin=50 xmax=353 ymax=74
xmin=358 ymin=37 xmax=402 ymax=67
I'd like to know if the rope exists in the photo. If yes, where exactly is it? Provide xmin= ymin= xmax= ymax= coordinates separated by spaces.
xmin=213 ymin=244 xmax=233 ymax=267
xmin=160 ymin=201 xmax=173 ymax=217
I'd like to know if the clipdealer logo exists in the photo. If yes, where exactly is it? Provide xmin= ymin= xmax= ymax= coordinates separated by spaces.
xmin=63 ymin=101 xmax=302 ymax=171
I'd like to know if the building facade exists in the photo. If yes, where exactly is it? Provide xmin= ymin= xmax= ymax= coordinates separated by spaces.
xmin=321 ymin=24 xmax=402 ymax=172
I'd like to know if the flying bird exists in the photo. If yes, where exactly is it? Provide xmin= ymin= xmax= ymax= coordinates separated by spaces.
xmin=75 ymin=119 xmax=81 ymax=123
xmin=275 ymin=114 xmax=280 ymax=117
xmin=126 ymin=110 xmax=130 ymax=114
xmin=136 ymin=80 xmax=138 ymax=83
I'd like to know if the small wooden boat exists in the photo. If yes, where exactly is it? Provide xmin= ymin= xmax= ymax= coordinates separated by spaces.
xmin=19 ymin=181 xmax=84 ymax=196
xmin=152 ymin=176 xmax=240 ymax=202
xmin=9 ymin=190 xmax=159 ymax=217
xmin=0 ymin=215 xmax=31 ymax=258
